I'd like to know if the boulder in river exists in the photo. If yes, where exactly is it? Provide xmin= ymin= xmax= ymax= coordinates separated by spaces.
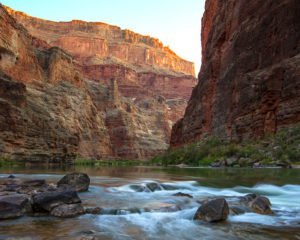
xmin=232 ymin=194 xmax=273 ymax=215
xmin=194 ymin=198 xmax=229 ymax=222
xmin=32 ymin=187 xmax=81 ymax=212
xmin=249 ymin=196 xmax=273 ymax=214
xmin=57 ymin=172 xmax=90 ymax=192
xmin=0 ymin=194 xmax=31 ymax=219
xmin=50 ymin=203 xmax=85 ymax=218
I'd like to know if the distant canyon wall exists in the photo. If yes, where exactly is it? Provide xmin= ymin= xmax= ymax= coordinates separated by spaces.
xmin=5 ymin=6 xmax=196 ymax=101
xmin=0 ymin=4 xmax=196 ymax=163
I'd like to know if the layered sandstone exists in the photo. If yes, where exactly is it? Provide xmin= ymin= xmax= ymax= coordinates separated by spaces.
xmin=5 ymin=6 xmax=196 ymax=101
xmin=0 ymin=5 xmax=193 ymax=162
xmin=171 ymin=0 xmax=300 ymax=146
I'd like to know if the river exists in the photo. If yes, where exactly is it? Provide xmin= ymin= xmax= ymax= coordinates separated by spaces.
xmin=0 ymin=166 xmax=299 ymax=239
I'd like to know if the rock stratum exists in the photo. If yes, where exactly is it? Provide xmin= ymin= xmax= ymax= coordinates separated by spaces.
xmin=171 ymin=0 xmax=300 ymax=146
xmin=5 ymin=6 xmax=196 ymax=100
xmin=0 ymin=5 xmax=196 ymax=162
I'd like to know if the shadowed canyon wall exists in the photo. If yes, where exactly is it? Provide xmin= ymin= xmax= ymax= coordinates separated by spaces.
xmin=171 ymin=0 xmax=300 ymax=146
xmin=0 ymin=5 xmax=196 ymax=162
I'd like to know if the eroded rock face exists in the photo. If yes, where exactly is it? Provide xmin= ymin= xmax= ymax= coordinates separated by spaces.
xmin=5 ymin=6 xmax=197 ymax=105
xmin=0 ymin=4 xmax=196 ymax=161
xmin=5 ymin=7 xmax=194 ymax=76
xmin=171 ymin=0 xmax=300 ymax=146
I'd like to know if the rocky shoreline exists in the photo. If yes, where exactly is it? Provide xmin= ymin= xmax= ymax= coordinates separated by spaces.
xmin=0 ymin=173 xmax=273 ymax=223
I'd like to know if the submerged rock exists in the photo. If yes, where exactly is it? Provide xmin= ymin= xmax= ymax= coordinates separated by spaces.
xmin=57 ymin=172 xmax=90 ymax=192
xmin=0 ymin=194 xmax=31 ymax=219
xmin=129 ymin=184 xmax=151 ymax=192
xmin=50 ymin=203 xmax=84 ymax=218
xmin=85 ymin=207 xmax=102 ymax=215
xmin=146 ymin=182 xmax=162 ymax=192
xmin=173 ymin=192 xmax=193 ymax=198
xmin=194 ymin=198 xmax=229 ymax=222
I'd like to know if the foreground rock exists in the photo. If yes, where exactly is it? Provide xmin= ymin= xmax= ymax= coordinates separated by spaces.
xmin=0 ymin=173 xmax=91 ymax=219
xmin=32 ymin=187 xmax=82 ymax=213
xmin=57 ymin=172 xmax=90 ymax=192
xmin=0 ymin=194 xmax=31 ymax=219
xmin=51 ymin=203 xmax=85 ymax=218
xmin=194 ymin=198 xmax=229 ymax=222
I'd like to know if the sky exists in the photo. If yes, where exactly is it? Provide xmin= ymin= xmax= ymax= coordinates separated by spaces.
xmin=0 ymin=0 xmax=205 ymax=74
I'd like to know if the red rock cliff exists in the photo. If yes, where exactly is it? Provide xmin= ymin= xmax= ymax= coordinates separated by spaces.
xmin=171 ymin=0 xmax=300 ymax=146
xmin=5 ymin=5 xmax=197 ymax=128
xmin=5 ymin=6 xmax=195 ymax=75
xmin=0 ymin=4 xmax=192 ymax=162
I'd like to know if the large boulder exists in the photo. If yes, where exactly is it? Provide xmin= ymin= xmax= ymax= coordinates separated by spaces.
xmin=249 ymin=196 xmax=273 ymax=214
xmin=194 ymin=198 xmax=229 ymax=222
xmin=57 ymin=173 xmax=90 ymax=192
xmin=50 ymin=203 xmax=84 ymax=218
xmin=32 ymin=188 xmax=81 ymax=212
xmin=230 ymin=194 xmax=273 ymax=215
xmin=0 ymin=194 xmax=31 ymax=219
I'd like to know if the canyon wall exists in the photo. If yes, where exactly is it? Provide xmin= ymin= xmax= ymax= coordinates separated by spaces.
xmin=5 ymin=6 xmax=196 ymax=101
xmin=171 ymin=0 xmax=300 ymax=146
xmin=0 ymin=5 xmax=194 ymax=162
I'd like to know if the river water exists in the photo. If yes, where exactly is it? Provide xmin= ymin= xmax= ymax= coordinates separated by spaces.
xmin=0 ymin=166 xmax=299 ymax=240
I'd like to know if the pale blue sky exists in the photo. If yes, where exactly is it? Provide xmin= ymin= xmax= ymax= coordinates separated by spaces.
xmin=1 ymin=0 xmax=205 ymax=74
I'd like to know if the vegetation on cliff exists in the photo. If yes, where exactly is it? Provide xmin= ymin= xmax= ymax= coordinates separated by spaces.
xmin=152 ymin=125 xmax=300 ymax=167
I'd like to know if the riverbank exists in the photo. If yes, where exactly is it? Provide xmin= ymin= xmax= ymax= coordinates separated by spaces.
xmin=152 ymin=125 xmax=300 ymax=168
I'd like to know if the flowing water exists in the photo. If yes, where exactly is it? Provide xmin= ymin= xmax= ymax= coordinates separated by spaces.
xmin=0 ymin=166 xmax=299 ymax=240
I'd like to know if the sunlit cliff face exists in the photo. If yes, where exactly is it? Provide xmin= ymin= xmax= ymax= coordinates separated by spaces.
xmin=4 ymin=5 xmax=195 ymax=77
xmin=0 ymin=4 xmax=197 ymax=161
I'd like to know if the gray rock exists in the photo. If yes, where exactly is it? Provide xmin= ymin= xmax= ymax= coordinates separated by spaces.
xmin=225 ymin=156 xmax=239 ymax=167
xmin=194 ymin=198 xmax=229 ymax=222
xmin=32 ymin=187 xmax=81 ymax=212
xmin=0 ymin=194 xmax=31 ymax=219
xmin=57 ymin=172 xmax=90 ymax=192
xmin=50 ymin=203 xmax=84 ymax=218
xmin=249 ymin=196 xmax=273 ymax=214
